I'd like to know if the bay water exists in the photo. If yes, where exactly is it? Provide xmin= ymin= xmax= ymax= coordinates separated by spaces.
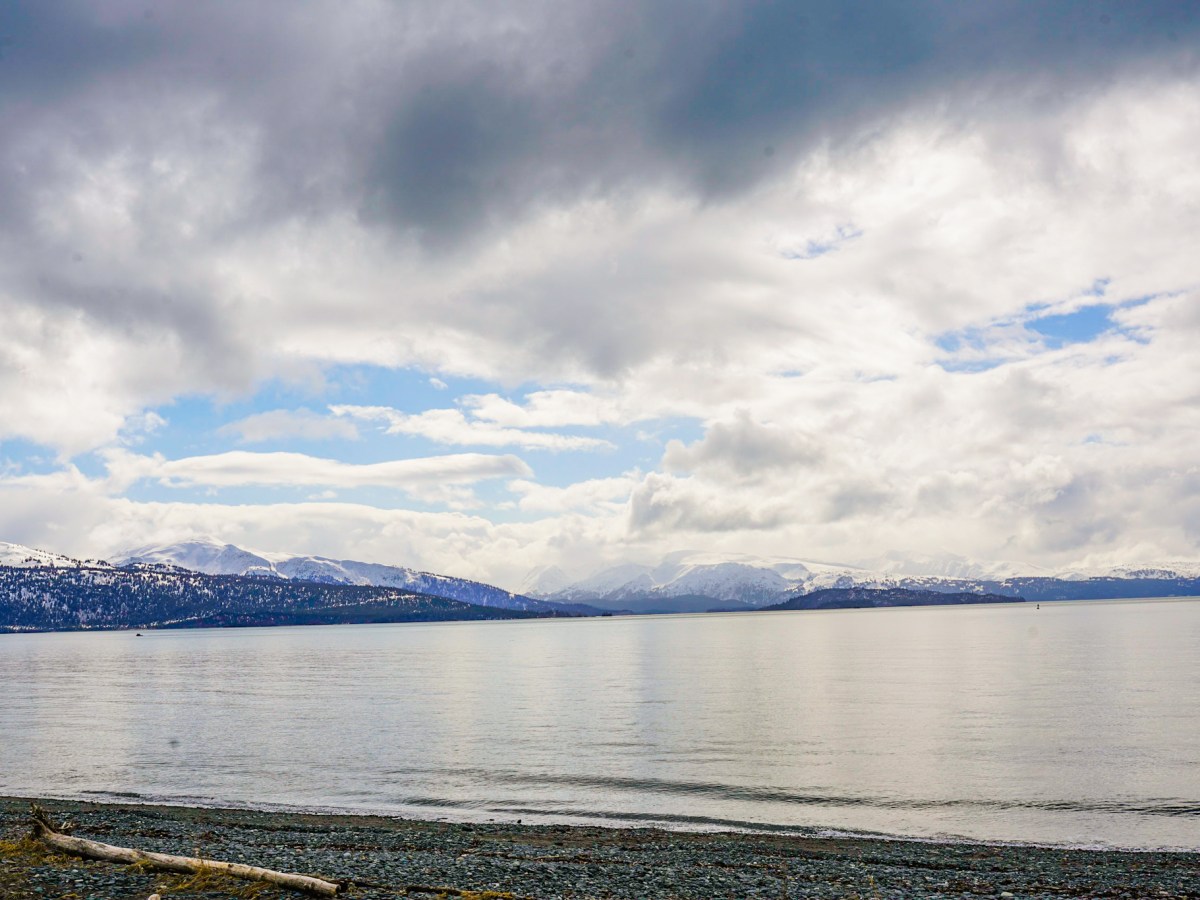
xmin=1 ymin=598 xmax=1197 ymax=848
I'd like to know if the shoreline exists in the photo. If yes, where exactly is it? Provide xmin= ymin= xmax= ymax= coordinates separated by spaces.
xmin=3 ymin=796 xmax=1197 ymax=899
xmin=5 ymin=595 xmax=1196 ymax=637
xmin=5 ymin=790 xmax=1197 ymax=855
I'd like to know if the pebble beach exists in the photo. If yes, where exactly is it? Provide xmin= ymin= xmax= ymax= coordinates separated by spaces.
xmin=2 ymin=797 xmax=1197 ymax=899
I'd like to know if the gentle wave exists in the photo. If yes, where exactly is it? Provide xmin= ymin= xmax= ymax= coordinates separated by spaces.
xmin=383 ymin=766 xmax=1200 ymax=819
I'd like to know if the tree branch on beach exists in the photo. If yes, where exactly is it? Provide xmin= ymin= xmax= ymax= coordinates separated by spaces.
xmin=29 ymin=804 xmax=342 ymax=897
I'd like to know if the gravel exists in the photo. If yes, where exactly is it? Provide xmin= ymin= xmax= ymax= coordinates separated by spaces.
xmin=2 ymin=796 xmax=1196 ymax=899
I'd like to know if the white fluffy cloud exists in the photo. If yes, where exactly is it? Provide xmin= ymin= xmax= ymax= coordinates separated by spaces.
xmin=463 ymin=391 xmax=632 ymax=428
xmin=330 ymin=405 xmax=614 ymax=451
xmin=507 ymin=475 xmax=638 ymax=514
xmin=98 ymin=449 xmax=531 ymax=492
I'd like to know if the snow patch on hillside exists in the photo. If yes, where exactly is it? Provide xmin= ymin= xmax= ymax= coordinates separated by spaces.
xmin=0 ymin=541 xmax=92 ymax=569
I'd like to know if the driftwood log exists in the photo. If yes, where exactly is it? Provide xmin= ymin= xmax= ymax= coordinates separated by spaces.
xmin=29 ymin=804 xmax=341 ymax=897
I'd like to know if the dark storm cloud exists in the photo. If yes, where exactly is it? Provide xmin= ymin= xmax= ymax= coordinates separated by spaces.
xmin=0 ymin=2 xmax=161 ymax=104
xmin=643 ymin=1 xmax=1200 ymax=194
xmin=364 ymin=72 xmax=545 ymax=244
xmin=358 ymin=0 xmax=1200 ymax=244
xmin=2 ymin=0 xmax=1195 ymax=250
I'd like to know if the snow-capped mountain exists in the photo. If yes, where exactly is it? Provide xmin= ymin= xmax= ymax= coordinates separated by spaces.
xmin=518 ymin=565 xmax=573 ymax=597
xmin=537 ymin=552 xmax=868 ymax=613
xmin=8 ymin=537 xmax=1200 ymax=619
xmin=113 ymin=539 xmax=276 ymax=577
xmin=112 ymin=537 xmax=588 ymax=614
xmin=532 ymin=550 xmax=1200 ymax=612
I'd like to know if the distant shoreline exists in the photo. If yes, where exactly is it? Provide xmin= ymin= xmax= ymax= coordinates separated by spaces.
xmin=2 ymin=796 xmax=1196 ymax=899
xmin=6 ymin=593 xmax=1197 ymax=636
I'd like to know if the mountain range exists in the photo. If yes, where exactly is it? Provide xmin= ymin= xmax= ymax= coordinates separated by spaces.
xmin=525 ymin=550 xmax=1200 ymax=613
xmin=0 ymin=538 xmax=601 ymax=631
xmin=3 ymin=539 xmax=1199 ymax=631
xmin=111 ymin=538 xmax=598 ymax=616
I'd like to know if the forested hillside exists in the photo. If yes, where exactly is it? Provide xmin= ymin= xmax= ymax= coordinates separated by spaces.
xmin=0 ymin=564 xmax=539 ymax=632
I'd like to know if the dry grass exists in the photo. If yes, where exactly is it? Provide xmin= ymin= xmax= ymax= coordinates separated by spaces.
xmin=151 ymin=865 xmax=279 ymax=898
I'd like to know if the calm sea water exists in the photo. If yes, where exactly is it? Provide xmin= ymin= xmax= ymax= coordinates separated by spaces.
xmin=2 ymin=599 xmax=1197 ymax=849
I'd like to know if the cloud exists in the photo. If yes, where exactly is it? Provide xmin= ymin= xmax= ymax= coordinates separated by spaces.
xmin=508 ymin=475 xmax=637 ymax=514
xmin=0 ymin=3 xmax=1199 ymax=580
xmin=662 ymin=411 xmax=824 ymax=479
xmin=0 ymin=300 xmax=177 ymax=454
xmin=463 ymin=390 xmax=631 ymax=428
xmin=331 ymin=404 xmax=614 ymax=451
xmin=219 ymin=408 xmax=359 ymax=443
xmin=100 ymin=448 xmax=531 ymax=492
xmin=627 ymin=472 xmax=794 ymax=535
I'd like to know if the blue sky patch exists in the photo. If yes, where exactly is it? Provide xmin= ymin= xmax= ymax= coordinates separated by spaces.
xmin=934 ymin=357 xmax=1011 ymax=374
xmin=1026 ymin=304 xmax=1114 ymax=349
xmin=932 ymin=279 xmax=1155 ymax=373
xmin=781 ymin=223 xmax=863 ymax=260
xmin=0 ymin=438 xmax=61 ymax=475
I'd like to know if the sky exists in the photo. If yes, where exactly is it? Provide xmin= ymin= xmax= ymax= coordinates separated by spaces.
xmin=1 ymin=1 xmax=1198 ymax=590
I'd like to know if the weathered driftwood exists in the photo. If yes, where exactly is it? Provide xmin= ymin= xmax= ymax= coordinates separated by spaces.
xmin=29 ymin=805 xmax=340 ymax=897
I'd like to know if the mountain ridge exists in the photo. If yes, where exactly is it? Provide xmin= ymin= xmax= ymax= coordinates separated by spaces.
xmin=533 ymin=552 xmax=1200 ymax=613
xmin=112 ymin=538 xmax=598 ymax=616
xmin=0 ymin=540 xmax=108 ymax=569
xmin=0 ymin=562 xmax=543 ymax=633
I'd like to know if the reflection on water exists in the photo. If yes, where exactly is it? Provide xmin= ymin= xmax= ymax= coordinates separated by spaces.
xmin=2 ymin=599 xmax=1198 ymax=848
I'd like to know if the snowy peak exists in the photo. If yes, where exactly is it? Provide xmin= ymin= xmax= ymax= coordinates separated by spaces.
xmin=114 ymin=538 xmax=276 ymax=576
xmin=537 ymin=552 xmax=860 ymax=605
xmin=519 ymin=565 xmax=572 ymax=597
xmin=654 ymin=562 xmax=791 ymax=601
xmin=573 ymin=563 xmax=657 ymax=596
xmin=0 ymin=541 xmax=99 ymax=569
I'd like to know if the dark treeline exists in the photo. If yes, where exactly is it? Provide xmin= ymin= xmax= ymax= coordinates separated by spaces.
xmin=0 ymin=564 xmax=540 ymax=632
